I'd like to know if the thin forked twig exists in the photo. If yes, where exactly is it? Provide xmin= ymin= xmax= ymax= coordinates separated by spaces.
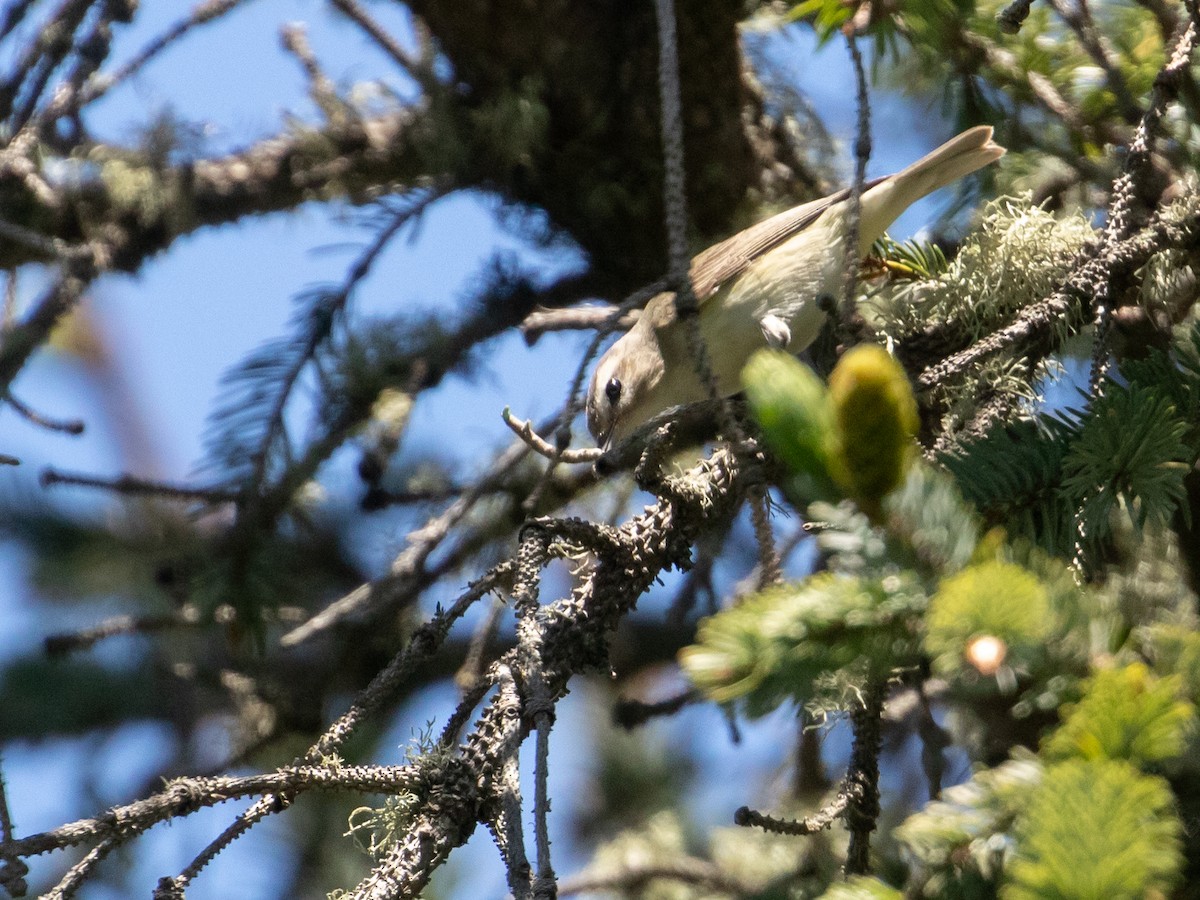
xmin=501 ymin=408 xmax=602 ymax=464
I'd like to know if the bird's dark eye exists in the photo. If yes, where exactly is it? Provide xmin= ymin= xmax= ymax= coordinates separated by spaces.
xmin=605 ymin=377 xmax=622 ymax=406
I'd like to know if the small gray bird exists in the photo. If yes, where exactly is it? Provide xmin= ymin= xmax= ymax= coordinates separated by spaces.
xmin=585 ymin=125 xmax=1005 ymax=449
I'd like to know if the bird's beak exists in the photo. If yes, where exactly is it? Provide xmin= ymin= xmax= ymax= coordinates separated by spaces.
xmin=590 ymin=413 xmax=614 ymax=451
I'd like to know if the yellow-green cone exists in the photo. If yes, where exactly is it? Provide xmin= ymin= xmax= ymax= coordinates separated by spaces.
xmin=828 ymin=345 xmax=919 ymax=518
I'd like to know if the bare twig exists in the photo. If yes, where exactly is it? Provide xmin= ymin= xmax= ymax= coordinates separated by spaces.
xmin=559 ymin=859 xmax=753 ymax=896
xmin=40 ymin=468 xmax=236 ymax=501
xmin=510 ymin=533 xmax=559 ymax=898
xmin=0 ymin=763 xmax=27 ymax=898
xmin=1087 ymin=5 xmax=1198 ymax=395
xmin=0 ymin=0 xmax=37 ymax=44
xmin=0 ymin=217 xmax=92 ymax=262
xmin=46 ymin=0 xmax=126 ymax=132
xmin=155 ymin=565 xmax=507 ymax=891
xmin=490 ymin=666 xmax=531 ymax=897
xmin=915 ymin=682 xmax=951 ymax=800
xmin=0 ymin=0 xmax=92 ymax=131
xmin=281 ymin=23 xmax=344 ymax=121
xmin=171 ymin=791 xmax=280 ymax=890
xmin=613 ymin=690 xmax=698 ymax=729
xmin=44 ymin=608 xmax=205 ymax=656
xmin=1048 ymin=0 xmax=1142 ymax=124
xmin=844 ymin=678 xmax=886 ymax=875
xmin=0 ymin=267 xmax=94 ymax=398
xmin=667 ymin=530 xmax=721 ymax=620
xmin=4 ymin=392 xmax=84 ymax=434
xmin=653 ymin=0 xmax=694 ymax=286
xmin=3 ymin=764 xmax=422 ymax=859
xmin=279 ymin=439 xmax=529 ymax=646
xmin=956 ymin=29 xmax=1124 ymax=148
xmin=42 ymin=836 xmax=118 ymax=900
xmin=652 ymin=0 xmax=739 ymax=448
xmin=329 ymin=0 xmax=438 ymax=91
xmin=306 ymin=562 xmax=513 ymax=760
xmin=501 ymin=408 xmax=602 ymax=464
xmin=454 ymin=596 xmax=506 ymax=693
xmin=735 ymin=793 xmax=851 ymax=835
xmin=519 ymin=305 xmax=639 ymax=344
xmin=840 ymin=31 xmax=871 ymax=317
xmin=77 ymin=1 xmax=249 ymax=108
xmin=749 ymin=489 xmax=782 ymax=587
xmin=439 ymin=678 xmax=495 ymax=750
xmin=2 ymin=272 xmax=15 ymax=328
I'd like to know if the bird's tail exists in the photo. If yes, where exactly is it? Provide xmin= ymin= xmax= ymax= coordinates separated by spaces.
xmin=859 ymin=126 xmax=1005 ymax=251
xmin=894 ymin=125 xmax=1006 ymax=196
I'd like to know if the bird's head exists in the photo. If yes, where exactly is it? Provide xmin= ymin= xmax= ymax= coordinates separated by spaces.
xmin=585 ymin=331 xmax=665 ymax=450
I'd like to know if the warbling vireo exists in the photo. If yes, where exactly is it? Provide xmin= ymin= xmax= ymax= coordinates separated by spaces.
xmin=585 ymin=125 xmax=1005 ymax=449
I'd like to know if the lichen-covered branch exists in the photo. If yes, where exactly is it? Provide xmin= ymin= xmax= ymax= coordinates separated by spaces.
xmin=343 ymin=445 xmax=758 ymax=896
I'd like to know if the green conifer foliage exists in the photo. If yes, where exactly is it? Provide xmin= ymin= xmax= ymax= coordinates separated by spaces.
xmin=1004 ymin=759 xmax=1182 ymax=900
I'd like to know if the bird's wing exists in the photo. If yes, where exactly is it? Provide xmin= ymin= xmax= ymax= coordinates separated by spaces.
xmin=640 ymin=178 xmax=886 ymax=331
xmin=687 ymin=178 xmax=885 ymax=302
